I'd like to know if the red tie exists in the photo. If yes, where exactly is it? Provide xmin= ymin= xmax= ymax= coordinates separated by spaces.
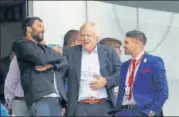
xmin=128 ymin=59 xmax=137 ymax=100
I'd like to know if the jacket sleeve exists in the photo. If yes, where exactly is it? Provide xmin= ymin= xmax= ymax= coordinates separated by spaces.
xmin=149 ymin=57 xmax=168 ymax=115
xmin=52 ymin=56 xmax=68 ymax=70
xmin=105 ymin=48 xmax=121 ymax=89
xmin=52 ymin=55 xmax=69 ymax=81
xmin=61 ymin=48 xmax=69 ymax=83
xmin=15 ymin=41 xmax=64 ymax=65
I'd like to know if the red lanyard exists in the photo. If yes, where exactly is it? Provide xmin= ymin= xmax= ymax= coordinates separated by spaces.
xmin=128 ymin=54 xmax=144 ymax=77
xmin=127 ymin=54 xmax=144 ymax=100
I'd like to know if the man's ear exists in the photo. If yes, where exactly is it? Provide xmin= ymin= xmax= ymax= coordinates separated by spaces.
xmin=96 ymin=36 xmax=100 ymax=42
xmin=27 ymin=26 xmax=32 ymax=33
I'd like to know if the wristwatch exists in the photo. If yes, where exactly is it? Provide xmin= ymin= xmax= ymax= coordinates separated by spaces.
xmin=148 ymin=110 xmax=156 ymax=116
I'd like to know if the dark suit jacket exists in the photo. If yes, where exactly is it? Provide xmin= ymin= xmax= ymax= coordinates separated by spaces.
xmin=63 ymin=44 xmax=121 ymax=116
xmin=15 ymin=40 xmax=68 ymax=106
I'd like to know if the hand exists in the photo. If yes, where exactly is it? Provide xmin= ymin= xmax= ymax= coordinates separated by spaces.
xmin=61 ymin=108 xmax=66 ymax=116
xmin=90 ymin=75 xmax=107 ymax=90
xmin=148 ymin=114 xmax=153 ymax=117
xmin=52 ymin=47 xmax=63 ymax=55
xmin=148 ymin=111 xmax=156 ymax=117
xmin=35 ymin=64 xmax=52 ymax=71
xmin=114 ymin=86 xmax=119 ymax=96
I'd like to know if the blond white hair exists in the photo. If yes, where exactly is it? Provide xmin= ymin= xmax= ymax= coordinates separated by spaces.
xmin=79 ymin=22 xmax=100 ymax=40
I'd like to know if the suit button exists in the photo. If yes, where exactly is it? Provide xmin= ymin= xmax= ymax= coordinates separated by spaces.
xmin=51 ymin=80 xmax=53 ymax=83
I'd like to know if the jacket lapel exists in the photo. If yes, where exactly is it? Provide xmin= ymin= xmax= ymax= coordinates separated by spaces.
xmin=97 ymin=44 xmax=107 ymax=76
xmin=73 ymin=45 xmax=82 ymax=84
xmin=117 ymin=60 xmax=130 ymax=105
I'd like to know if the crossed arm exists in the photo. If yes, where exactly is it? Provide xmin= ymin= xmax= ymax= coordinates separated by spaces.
xmin=15 ymin=41 xmax=68 ymax=71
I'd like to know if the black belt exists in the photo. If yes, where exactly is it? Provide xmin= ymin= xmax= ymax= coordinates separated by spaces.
xmin=14 ymin=97 xmax=24 ymax=100
xmin=121 ymin=105 xmax=138 ymax=109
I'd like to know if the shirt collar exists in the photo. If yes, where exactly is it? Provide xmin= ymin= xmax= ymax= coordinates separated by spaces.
xmin=82 ymin=45 xmax=98 ymax=54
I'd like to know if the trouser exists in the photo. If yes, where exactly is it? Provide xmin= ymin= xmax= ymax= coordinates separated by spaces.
xmin=29 ymin=97 xmax=62 ymax=116
xmin=115 ymin=105 xmax=161 ymax=116
xmin=12 ymin=98 xmax=30 ymax=116
xmin=74 ymin=100 xmax=112 ymax=116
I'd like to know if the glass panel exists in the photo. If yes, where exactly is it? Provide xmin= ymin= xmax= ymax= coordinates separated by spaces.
xmin=87 ymin=1 xmax=179 ymax=116
xmin=87 ymin=1 xmax=137 ymax=39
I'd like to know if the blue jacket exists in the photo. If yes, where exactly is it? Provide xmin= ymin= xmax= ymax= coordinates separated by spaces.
xmin=116 ymin=53 xmax=168 ymax=115
xmin=1 ymin=104 xmax=9 ymax=116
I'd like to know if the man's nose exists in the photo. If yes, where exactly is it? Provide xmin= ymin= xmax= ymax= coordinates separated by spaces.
xmin=40 ymin=26 xmax=45 ymax=32
xmin=42 ymin=29 xmax=45 ymax=33
xmin=83 ymin=36 xmax=88 ymax=40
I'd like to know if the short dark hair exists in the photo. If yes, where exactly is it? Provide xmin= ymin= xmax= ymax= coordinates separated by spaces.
xmin=126 ymin=30 xmax=147 ymax=45
xmin=63 ymin=29 xmax=79 ymax=48
xmin=11 ymin=42 xmax=16 ymax=52
xmin=99 ymin=37 xmax=122 ymax=48
xmin=21 ymin=17 xmax=43 ymax=36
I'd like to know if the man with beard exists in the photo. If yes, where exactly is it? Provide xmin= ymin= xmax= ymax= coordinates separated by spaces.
xmin=14 ymin=17 xmax=68 ymax=116
xmin=110 ymin=30 xmax=168 ymax=116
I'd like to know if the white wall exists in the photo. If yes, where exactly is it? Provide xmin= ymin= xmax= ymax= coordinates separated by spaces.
xmin=33 ymin=1 xmax=179 ymax=116
xmin=33 ymin=1 xmax=86 ymax=46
